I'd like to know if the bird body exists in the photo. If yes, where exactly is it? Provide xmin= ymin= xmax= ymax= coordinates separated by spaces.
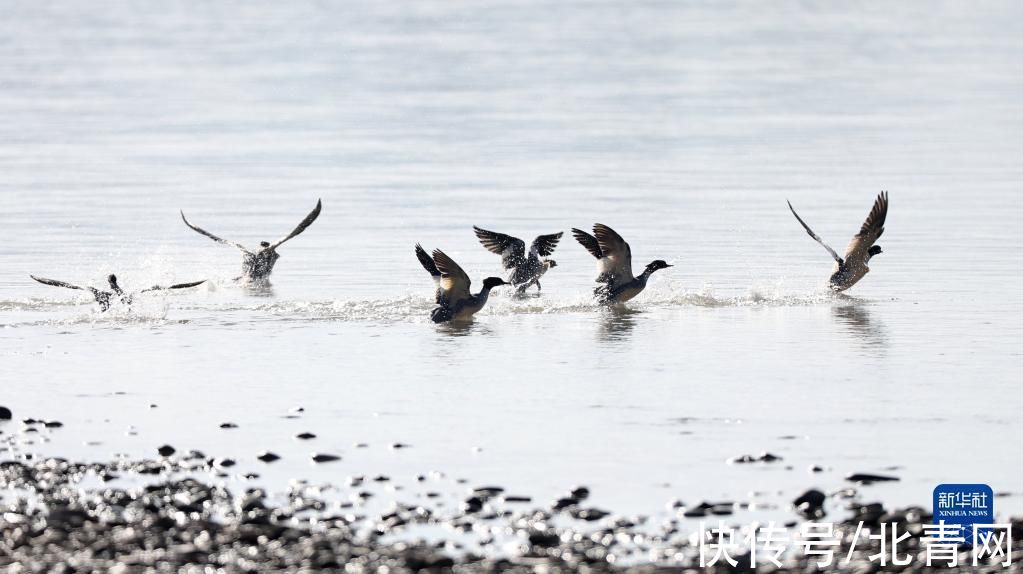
xmin=415 ymin=244 xmax=507 ymax=323
xmin=181 ymin=199 xmax=322 ymax=281
xmin=30 ymin=274 xmax=205 ymax=312
xmin=571 ymin=224 xmax=671 ymax=305
xmin=788 ymin=192 xmax=888 ymax=292
xmin=473 ymin=227 xmax=562 ymax=294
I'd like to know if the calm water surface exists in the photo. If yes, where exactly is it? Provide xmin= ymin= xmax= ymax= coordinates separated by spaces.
xmin=1 ymin=1 xmax=1022 ymax=526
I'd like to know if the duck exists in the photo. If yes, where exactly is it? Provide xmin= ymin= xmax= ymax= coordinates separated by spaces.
xmin=473 ymin=226 xmax=563 ymax=294
xmin=571 ymin=224 xmax=672 ymax=304
xmin=30 ymin=274 xmax=206 ymax=312
xmin=415 ymin=244 xmax=508 ymax=323
xmin=180 ymin=199 xmax=322 ymax=281
xmin=787 ymin=191 xmax=888 ymax=292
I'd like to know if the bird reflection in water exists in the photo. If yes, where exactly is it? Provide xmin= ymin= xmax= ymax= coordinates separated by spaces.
xmin=832 ymin=302 xmax=888 ymax=352
xmin=241 ymin=281 xmax=276 ymax=298
xmin=598 ymin=306 xmax=641 ymax=342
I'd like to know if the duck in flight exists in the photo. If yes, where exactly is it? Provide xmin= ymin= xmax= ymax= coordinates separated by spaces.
xmin=473 ymin=226 xmax=563 ymax=295
xmin=571 ymin=224 xmax=671 ymax=305
xmin=787 ymin=191 xmax=888 ymax=292
xmin=415 ymin=244 xmax=508 ymax=323
xmin=180 ymin=199 xmax=322 ymax=281
xmin=30 ymin=274 xmax=205 ymax=312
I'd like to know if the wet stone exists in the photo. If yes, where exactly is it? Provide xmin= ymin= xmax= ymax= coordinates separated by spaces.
xmin=295 ymin=432 xmax=316 ymax=440
xmin=311 ymin=453 xmax=340 ymax=463
xmin=794 ymin=489 xmax=827 ymax=519
xmin=0 ymin=406 xmax=12 ymax=420
xmin=846 ymin=472 xmax=900 ymax=484
xmin=219 ymin=422 xmax=238 ymax=429
xmin=44 ymin=421 xmax=64 ymax=428
xmin=157 ymin=445 xmax=176 ymax=457
xmin=257 ymin=452 xmax=281 ymax=463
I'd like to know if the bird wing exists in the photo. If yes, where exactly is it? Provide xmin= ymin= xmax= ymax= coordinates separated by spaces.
xmin=593 ymin=224 xmax=634 ymax=282
xmin=31 ymin=275 xmax=104 ymax=301
xmin=474 ymin=226 xmax=526 ymax=269
xmin=415 ymin=244 xmax=441 ymax=278
xmin=270 ymin=199 xmax=322 ymax=249
xmin=181 ymin=211 xmax=253 ymax=254
xmin=139 ymin=280 xmax=207 ymax=294
xmin=787 ymin=200 xmax=843 ymax=265
xmin=572 ymin=228 xmax=603 ymax=259
xmin=432 ymin=249 xmax=472 ymax=306
xmin=843 ymin=191 xmax=888 ymax=263
xmin=529 ymin=231 xmax=563 ymax=258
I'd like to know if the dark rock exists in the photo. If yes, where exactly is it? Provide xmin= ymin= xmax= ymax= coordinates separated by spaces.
xmin=0 ymin=406 xmax=12 ymax=420
xmin=157 ymin=445 xmax=176 ymax=457
xmin=295 ymin=432 xmax=316 ymax=440
xmin=311 ymin=453 xmax=340 ymax=463
xmin=572 ymin=508 xmax=610 ymax=521
xmin=569 ymin=486 xmax=590 ymax=501
xmin=391 ymin=442 xmax=410 ymax=449
xmin=44 ymin=421 xmax=64 ymax=428
xmin=461 ymin=496 xmax=485 ymax=513
xmin=257 ymin=452 xmax=281 ymax=463
xmin=758 ymin=452 xmax=782 ymax=462
xmin=503 ymin=495 xmax=532 ymax=503
xmin=794 ymin=488 xmax=826 ymax=518
xmin=846 ymin=472 xmax=900 ymax=484
xmin=219 ymin=422 xmax=238 ymax=429
xmin=728 ymin=454 xmax=756 ymax=464
xmin=215 ymin=458 xmax=236 ymax=468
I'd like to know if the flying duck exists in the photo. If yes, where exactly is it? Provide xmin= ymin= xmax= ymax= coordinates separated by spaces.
xmin=787 ymin=191 xmax=888 ymax=292
xmin=571 ymin=224 xmax=671 ymax=304
xmin=180 ymin=199 xmax=322 ymax=281
xmin=30 ymin=274 xmax=205 ymax=312
xmin=473 ymin=226 xmax=563 ymax=294
xmin=415 ymin=244 xmax=508 ymax=323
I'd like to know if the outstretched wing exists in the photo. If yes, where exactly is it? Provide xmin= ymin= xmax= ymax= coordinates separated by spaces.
xmin=572 ymin=228 xmax=603 ymax=259
xmin=474 ymin=226 xmax=527 ymax=269
xmin=415 ymin=244 xmax=441 ymax=278
xmin=529 ymin=231 xmax=563 ymax=258
xmin=31 ymin=275 xmax=103 ymax=302
xmin=139 ymin=280 xmax=207 ymax=294
xmin=181 ymin=211 xmax=252 ymax=254
xmin=432 ymin=249 xmax=472 ymax=306
xmin=593 ymin=224 xmax=633 ymax=283
xmin=787 ymin=200 xmax=843 ymax=265
xmin=843 ymin=191 xmax=888 ymax=262
xmin=270 ymin=199 xmax=322 ymax=249
xmin=31 ymin=275 xmax=87 ymax=291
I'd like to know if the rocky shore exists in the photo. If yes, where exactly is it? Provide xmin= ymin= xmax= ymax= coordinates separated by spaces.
xmin=1 ymin=413 xmax=1019 ymax=572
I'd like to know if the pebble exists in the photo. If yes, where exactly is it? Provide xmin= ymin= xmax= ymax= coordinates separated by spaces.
xmin=295 ymin=432 xmax=316 ymax=440
xmin=312 ymin=453 xmax=341 ymax=463
xmin=219 ymin=422 xmax=238 ymax=429
xmin=846 ymin=472 xmax=900 ymax=484
xmin=257 ymin=452 xmax=281 ymax=463
xmin=0 ymin=406 xmax=13 ymax=420
xmin=44 ymin=421 xmax=64 ymax=428
xmin=157 ymin=445 xmax=176 ymax=457
xmin=391 ymin=442 xmax=410 ymax=449
xmin=793 ymin=488 xmax=826 ymax=518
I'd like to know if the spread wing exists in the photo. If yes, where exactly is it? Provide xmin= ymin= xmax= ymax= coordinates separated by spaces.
xmin=270 ymin=199 xmax=322 ymax=249
xmin=415 ymin=244 xmax=441 ymax=279
xmin=474 ymin=227 xmax=526 ymax=269
xmin=139 ymin=280 xmax=207 ymax=294
xmin=181 ymin=211 xmax=252 ymax=254
xmin=31 ymin=275 xmax=102 ymax=300
xmin=787 ymin=200 xmax=843 ymax=265
xmin=529 ymin=231 xmax=563 ymax=258
xmin=593 ymin=224 xmax=633 ymax=283
xmin=572 ymin=228 xmax=602 ymax=259
xmin=843 ymin=191 xmax=888 ymax=263
xmin=432 ymin=249 xmax=472 ymax=306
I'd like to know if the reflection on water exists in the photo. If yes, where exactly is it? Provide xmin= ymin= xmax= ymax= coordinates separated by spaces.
xmin=436 ymin=320 xmax=493 ymax=338
xmin=832 ymin=303 xmax=888 ymax=352
xmin=597 ymin=306 xmax=641 ymax=343
xmin=241 ymin=282 xmax=276 ymax=298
